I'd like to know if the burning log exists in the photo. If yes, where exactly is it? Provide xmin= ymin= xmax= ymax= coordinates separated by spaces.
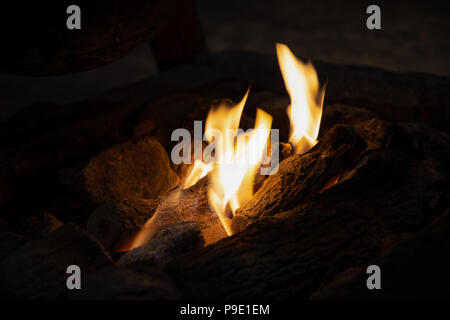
xmin=130 ymin=180 xmax=227 ymax=248
xmin=232 ymin=123 xmax=367 ymax=232
xmin=166 ymin=144 xmax=448 ymax=299
xmin=0 ymin=47 xmax=448 ymax=300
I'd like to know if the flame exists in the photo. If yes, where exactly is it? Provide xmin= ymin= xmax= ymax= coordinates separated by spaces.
xmin=182 ymin=90 xmax=272 ymax=235
xmin=132 ymin=43 xmax=325 ymax=249
xmin=182 ymin=160 xmax=213 ymax=189
xmin=276 ymin=43 xmax=325 ymax=154
xmin=206 ymin=91 xmax=272 ymax=235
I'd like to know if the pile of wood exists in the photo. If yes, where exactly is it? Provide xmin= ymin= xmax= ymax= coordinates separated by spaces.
xmin=0 ymin=52 xmax=449 ymax=299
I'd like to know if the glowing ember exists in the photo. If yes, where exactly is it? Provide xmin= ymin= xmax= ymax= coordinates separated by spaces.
xmin=276 ymin=43 xmax=325 ymax=154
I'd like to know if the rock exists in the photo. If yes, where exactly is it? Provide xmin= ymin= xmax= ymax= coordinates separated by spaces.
xmin=87 ymin=198 xmax=159 ymax=252
xmin=69 ymin=264 xmax=182 ymax=299
xmin=118 ymin=221 xmax=203 ymax=267
xmin=311 ymin=209 xmax=450 ymax=299
xmin=61 ymin=136 xmax=179 ymax=204
xmin=0 ymin=223 xmax=112 ymax=299
xmin=15 ymin=213 xmax=63 ymax=239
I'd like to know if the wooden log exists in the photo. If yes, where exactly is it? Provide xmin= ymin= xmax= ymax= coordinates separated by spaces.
xmin=166 ymin=146 xmax=448 ymax=299
xmin=118 ymin=220 xmax=204 ymax=267
xmin=130 ymin=179 xmax=227 ymax=248
xmin=232 ymin=124 xmax=367 ymax=232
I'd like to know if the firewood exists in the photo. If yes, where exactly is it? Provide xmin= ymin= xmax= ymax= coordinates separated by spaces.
xmin=232 ymin=124 xmax=367 ymax=232
xmin=132 ymin=179 xmax=227 ymax=248
xmin=167 ymin=147 xmax=448 ymax=299
xmin=118 ymin=220 xmax=204 ymax=267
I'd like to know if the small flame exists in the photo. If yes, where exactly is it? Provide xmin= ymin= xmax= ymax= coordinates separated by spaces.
xmin=276 ymin=43 xmax=325 ymax=154
xmin=182 ymin=160 xmax=214 ymax=189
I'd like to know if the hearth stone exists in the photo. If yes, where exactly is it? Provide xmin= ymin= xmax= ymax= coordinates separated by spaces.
xmin=60 ymin=136 xmax=179 ymax=204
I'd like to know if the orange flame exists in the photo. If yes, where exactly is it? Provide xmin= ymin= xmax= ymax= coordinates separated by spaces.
xmin=276 ymin=43 xmax=325 ymax=154
xmin=182 ymin=160 xmax=214 ymax=189
xmin=182 ymin=90 xmax=272 ymax=235
xmin=130 ymin=44 xmax=325 ymax=250
xmin=205 ymin=90 xmax=272 ymax=235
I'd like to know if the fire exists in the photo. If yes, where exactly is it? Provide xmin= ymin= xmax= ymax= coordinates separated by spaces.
xmin=182 ymin=160 xmax=213 ymax=189
xmin=276 ymin=43 xmax=325 ymax=154
xmin=205 ymin=91 xmax=272 ymax=235
xmin=181 ymin=44 xmax=325 ymax=236
xmin=131 ymin=44 xmax=325 ymax=249
xmin=182 ymin=90 xmax=272 ymax=235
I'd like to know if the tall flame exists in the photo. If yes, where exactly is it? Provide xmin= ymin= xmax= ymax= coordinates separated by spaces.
xmin=205 ymin=90 xmax=272 ymax=235
xmin=182 ymin=90 xmax=272 ymax=235
xmin=127 ymin=44 xmax=326 ymax=250
xmin=276 ymin=43 xmax=325 ymax=154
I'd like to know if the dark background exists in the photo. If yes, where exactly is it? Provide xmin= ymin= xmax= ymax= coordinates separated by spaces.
xmin=0 ymin=0 xmax=448 ymax=122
